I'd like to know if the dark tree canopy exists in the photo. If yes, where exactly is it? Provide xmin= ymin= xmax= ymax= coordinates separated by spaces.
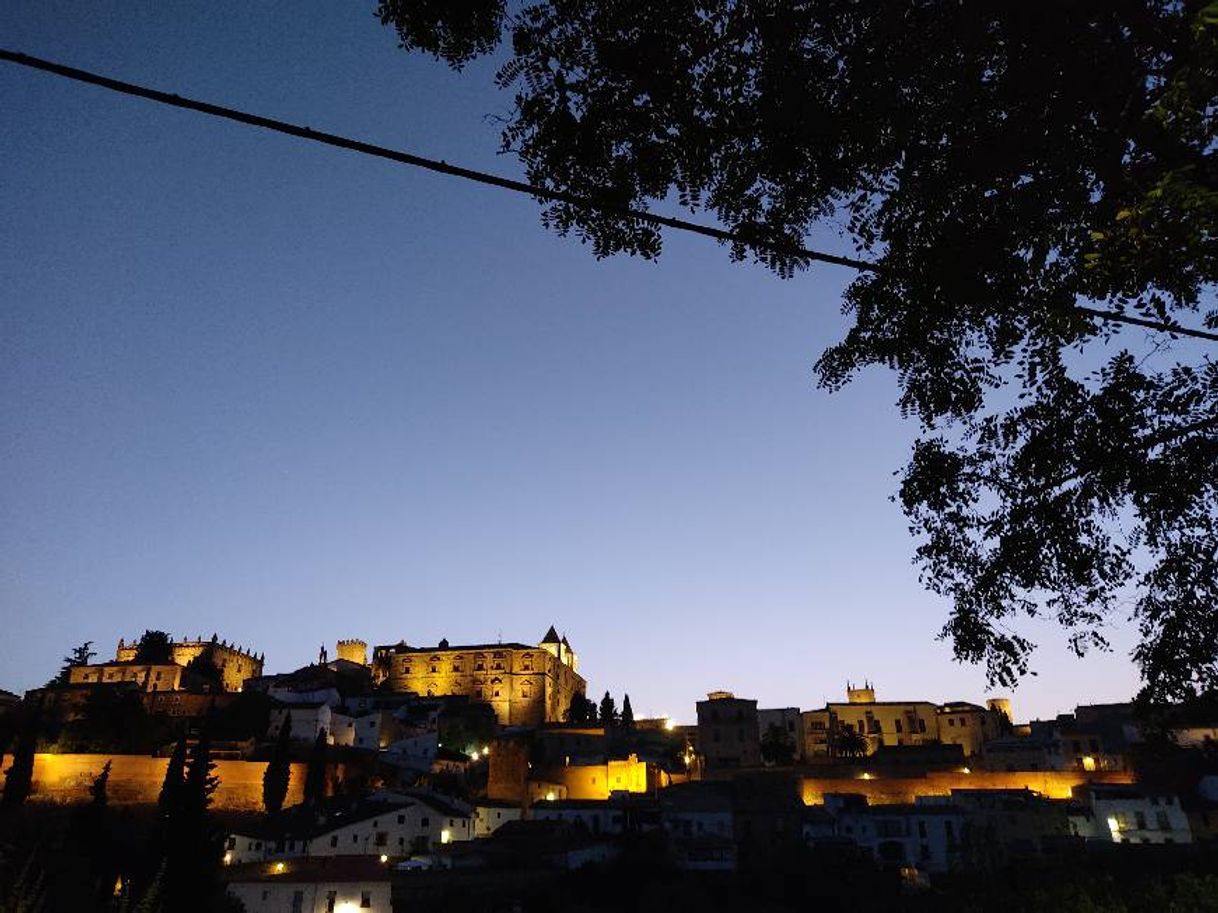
xmin=133 ymin=630 xmax=173 ymax=665
xmin=184 ymin=645 xmax=223 ymax=691
xmin=565 ymin=692 xmax=594 ymax=724
xmin=833 ymin=725 xmax=868 ymax=760
xmin=598 ymin=691 xmax=618 ymax=725
xmin=379 ymin=1 xmax=1218 ymax=703
xmin=760 ymin=722 xmax=796 ymax=766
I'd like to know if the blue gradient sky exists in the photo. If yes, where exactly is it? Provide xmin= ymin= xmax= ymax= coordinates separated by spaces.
xmin=1 ymin=2 xmax=1142 ymax=721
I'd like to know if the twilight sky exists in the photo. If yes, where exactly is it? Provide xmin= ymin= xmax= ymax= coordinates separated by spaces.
xmin=1 ymin=2 xmax=1143 ymax=721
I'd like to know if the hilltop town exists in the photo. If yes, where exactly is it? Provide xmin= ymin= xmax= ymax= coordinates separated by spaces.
xmin=2 ymin=628 xmax=1217 ymax=911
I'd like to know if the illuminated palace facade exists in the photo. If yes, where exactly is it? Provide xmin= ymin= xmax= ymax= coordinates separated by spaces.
xmin=372 ymin=626 xmax=585 ymax=726
xmin=113 ymin=636 xmax=263 ymax=692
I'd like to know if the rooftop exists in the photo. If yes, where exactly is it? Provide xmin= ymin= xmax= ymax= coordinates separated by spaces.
xmin=231 ymin=794 xmax=415 ymax=842
xmin=374 ymin=642 xmax=535 ymax=655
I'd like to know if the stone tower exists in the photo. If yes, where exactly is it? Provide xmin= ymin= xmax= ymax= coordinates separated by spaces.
xmin=986 ymin=696 xmax=1013 ymax=721
xmin=336 ymin=639 xmax=368 ymax=666
xmin=846 ymin=680 xmax=876 ymax=704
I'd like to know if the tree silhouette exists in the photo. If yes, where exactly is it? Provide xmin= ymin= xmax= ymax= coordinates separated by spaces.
xmin=160 ymin=733 xmax=223 ymax=910
xmin=52 ymin=641 xmax=95 ymax=685
xmin=133 ymin=631 xmax=173 ymax=665
xmin=184 ymin=644 xmax=223 ymax=691
xmin=262 ymin=713 xmax=292 ymax=814
xmin=833 ymin=726 xmax=868 ymax=760
xmin=65 ymin=760 xmax=117 ymax=908
xmin=89 ymin=760 xmax=112 ymax=808
xmin=565 ymin=693 xmax=600 ymax=724
xmin=158 ymin=735 xmax=188 ymax=816
xmin=620 ymin=694 xmax=635 ymax=729
xmin=761 ymin=723 xmax=796 ymax=766
xmin=598 ymin=692 xmax=617 ymax=726
xmin=378 ymin=2 xmax=1218 ymax=703
xmin=303 ymin=729 xmax=327 ymax=806
xmin=1 ymin=701 xmax=39 ymax=811
xmin=565 ymin=692 xmax=590 ymax=724
xmin=182 ymin=734 xmax=220 ymax=818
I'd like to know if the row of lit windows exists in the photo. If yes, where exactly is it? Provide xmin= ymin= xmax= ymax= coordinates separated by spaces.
xmin=401 ymin=652 xmax=535 ymax=676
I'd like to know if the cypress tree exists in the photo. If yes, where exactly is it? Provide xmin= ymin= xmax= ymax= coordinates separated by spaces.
xmin=69 ymin=760 xmax=116 ymax=908
xmin=162 ymin=733 xmax=222 ymax=911
xmin=2 ymin=701 xmax=40 ymax=810
xmin=598 ymin=691 xmax=617 ymax=726
xmin=621 ymin=694 xmax=635 ymax=729
xmin=262 ymin=714 xmax=292 ymax=814
xmin=158 ymin=735 xmax=187 ymax=816
xmin=89 ymin=760 xmax=112 ymax=807
xmin=183 ymin=733 xmax=219 ymax=819
xmin=303 ymin=729 xmax=327 ymax=806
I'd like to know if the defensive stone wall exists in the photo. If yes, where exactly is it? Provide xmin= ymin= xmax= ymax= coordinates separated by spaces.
xmin=0 ymin=754 xmax=308 ymax=811
xmin=800 ymin=768 xmax=1134 ymax=805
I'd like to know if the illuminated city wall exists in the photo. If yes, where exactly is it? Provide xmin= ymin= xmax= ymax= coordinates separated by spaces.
xmin=800 ymin=769 xmax=1134 ymax=805
xmin=1 ymin=754 xmax=308 ymax=811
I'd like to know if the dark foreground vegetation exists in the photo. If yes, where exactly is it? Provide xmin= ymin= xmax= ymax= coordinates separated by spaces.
xmin=4 ymin=801 xmax=1216 ymax=912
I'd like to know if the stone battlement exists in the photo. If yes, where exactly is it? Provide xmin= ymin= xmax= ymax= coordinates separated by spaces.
xmin=114 ymin=636 xmax=264 ymax=692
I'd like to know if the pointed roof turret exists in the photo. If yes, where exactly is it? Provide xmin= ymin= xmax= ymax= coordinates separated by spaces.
xmin=541 ymin=625 xmax=561 ymax=644
xmin=561 ymin=635 xmax=571 ymax=647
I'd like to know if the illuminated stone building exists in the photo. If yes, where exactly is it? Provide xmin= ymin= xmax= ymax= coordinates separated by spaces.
xmin=371 ymin=626 xmax=585 ymax=726
xmin=67 ymin=661 xmax=183 ymax=692
xmin=696 ymin=691 xmax=761 ymax=770
xmin=114 ymin=636 xmax=263 ymax=692
xmin=801 ymin=683 xmax=1010 ymax=759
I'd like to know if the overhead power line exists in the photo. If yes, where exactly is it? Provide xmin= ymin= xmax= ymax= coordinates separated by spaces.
xmin=3 ymin=48 xmax=1217 ymax=345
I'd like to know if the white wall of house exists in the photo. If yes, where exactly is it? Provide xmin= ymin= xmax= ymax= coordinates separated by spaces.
xmin=226 ymin=803 xmax=475 ymax=865
xmin=474 ymin=803 xmax=523 ymax=838
xmin=386 ymin=731 xmax=438 ymax=768
xmin=227 ymin=879 xmax=391 ymax=913
xmin=269 ymin=705 xmax=332 ymax=743
xmin=331 ymin=711 xmax=394 ymax=751
xmin=304 ymin=804 xmax=473 ymax=856
xmin=834 ymin=808 xmax=964 ymax=874
xmin=1090 ymin=793 xmax=1192 ymax=845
